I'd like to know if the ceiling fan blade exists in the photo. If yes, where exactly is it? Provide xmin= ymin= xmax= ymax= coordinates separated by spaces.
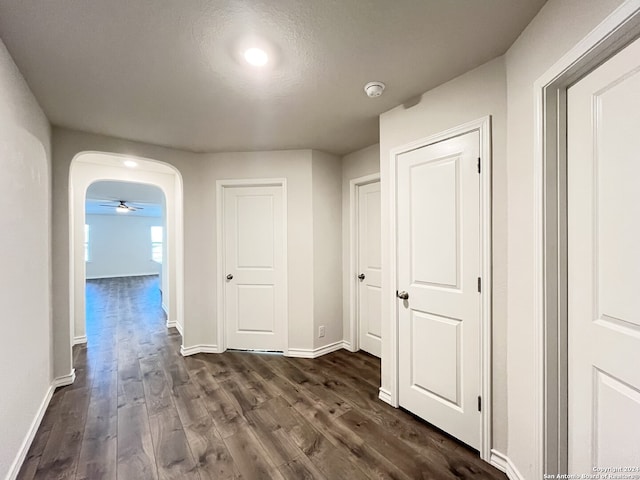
xmin=98 ymin=204 xmax=117 ymax=207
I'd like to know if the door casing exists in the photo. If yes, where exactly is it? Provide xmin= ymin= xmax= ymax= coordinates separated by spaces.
xmin=348 ymin=173 xmax=381 ymax=353
xmin=533 ymin=1 xmax=640 ymax=476
xmin=385 ymin=116 xmax=493 ymax=461
xmin=216 ymin=178 xmax=289 ymax=354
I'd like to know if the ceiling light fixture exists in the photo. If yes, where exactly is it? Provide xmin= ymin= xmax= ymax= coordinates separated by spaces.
xmin=123 ymin=160 xmax=138 ymax=168
xmin=244 ymin=48 xmax=268 ymax=67
xmin=116 ymin=204 xmax=129 ymax=213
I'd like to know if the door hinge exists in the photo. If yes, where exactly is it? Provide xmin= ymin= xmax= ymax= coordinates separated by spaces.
xmin=477 ymin=277 xmax=481 ymax=293
xmin=477 ymin=157 xmax=481 ymax=174
xmin=477 ymin=396 xmax=482 ymax=412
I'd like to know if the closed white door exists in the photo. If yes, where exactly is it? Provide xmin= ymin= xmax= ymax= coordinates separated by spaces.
xmin=224 ymin=185 xmax=286 ymax=351
xmin=397 ymin=131 xmax=481 ymax=449
xmin=357 ymin=181 xmax=382 ymax=357
xmin=567 ymin=37 xmax=640 ymax=472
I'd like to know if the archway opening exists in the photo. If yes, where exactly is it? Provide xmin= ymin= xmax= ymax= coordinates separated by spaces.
xmin=69 ymin=152 xmax=184 ymax=374
xmin=84 ymin=180 xmax=166 ymax=347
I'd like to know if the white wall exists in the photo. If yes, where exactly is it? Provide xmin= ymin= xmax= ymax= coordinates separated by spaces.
xmin=52 ymin=132 xmax=342 ymax=369
xmin=201 ymin=150 xmax=315 ymax=351
xmin=52 ymin=130 xmax=193 ymax=379
xmin=85 ymin=214 xmax=163 ymax=279
xmin=341 ymin=144 xmax=380 ymax=346
xmin=0 ymin=38 xmax=52 ymax=479
xmin=311 ymin=150 xmax=343 ymax=349
xmin=503 ymin=0 xmax=626 ymax=477
xmin=379 ymin=56 xmax=508 ymax=451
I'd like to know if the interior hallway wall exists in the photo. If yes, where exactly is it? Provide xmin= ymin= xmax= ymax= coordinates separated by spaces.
xmin=341 ymin=144 xmax=380 ymax=347
xmin=191 ymin=149 xmax=316 ymax=351
xmin=311 ymin=150 xmax=343 ymax=349
xmin=0 ymin=38 xmax=52 ymax=479
xmin=379 ymin=56 xmax=508 ymax=452
xmin=503 ymin=0 xmax=627 ymax=476
xmin=52 ymin=128 xmax=197 ymax=379
xmin=52 ymin=129 xmax=344 ymax=377
xmin=85 ymin=214 xmax=163 ymax=279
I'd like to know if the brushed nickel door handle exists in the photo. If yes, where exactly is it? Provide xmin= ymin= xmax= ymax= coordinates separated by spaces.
xmin=397 ymin=290 xmax=409 ymax=300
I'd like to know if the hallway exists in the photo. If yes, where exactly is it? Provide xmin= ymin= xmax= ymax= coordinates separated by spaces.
xmin=18 ymin=276 xmax=504 ymax=479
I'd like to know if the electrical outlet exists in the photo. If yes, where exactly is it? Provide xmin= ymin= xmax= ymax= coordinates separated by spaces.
xmin=318 ymin=325 xmax=325 ymax=338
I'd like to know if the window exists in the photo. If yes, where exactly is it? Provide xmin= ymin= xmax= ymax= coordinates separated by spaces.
xmin=84 ymin=224 xmax=90 ymax=262
xmin=151 ymin=226 xmax=163 ymax=263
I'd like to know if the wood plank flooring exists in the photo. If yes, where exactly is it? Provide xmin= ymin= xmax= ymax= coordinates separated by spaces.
xmin=18 ymin=275 xmax=506 ymax=480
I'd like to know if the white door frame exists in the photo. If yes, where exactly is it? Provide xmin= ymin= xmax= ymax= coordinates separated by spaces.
xmin=385 ymin=116 xmax=492 ymax=461
xmin=216 ymin=178 xmax=289 ymax=354
xmin=533 ymin=2 xmax=640 ymax=476
xmin=348 ymin=173 xmax=381 ymax=352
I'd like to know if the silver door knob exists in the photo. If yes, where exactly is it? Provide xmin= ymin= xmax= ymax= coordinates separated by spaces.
xmin=358 ymin=273 xmax=365 ymax=280
xmin=397 ymin=290 xmax=409 ymax=300
xmin=226 ymin=274 xmax=233 ymax=280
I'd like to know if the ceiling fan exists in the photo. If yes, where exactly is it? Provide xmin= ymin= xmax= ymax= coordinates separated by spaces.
xmin=98 ymin=200 xmax=144 ymax=213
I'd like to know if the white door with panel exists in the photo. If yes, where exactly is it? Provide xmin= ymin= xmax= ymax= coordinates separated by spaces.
xmin=567 ymin=37 xmax=640 ymax=472
xmin=397 ymin=131 xmax=481 ymax=449
xmin=357 ymin=181 xmax=382 ymax=357
xmin=224 ymin=185 xmax=286 ymax=351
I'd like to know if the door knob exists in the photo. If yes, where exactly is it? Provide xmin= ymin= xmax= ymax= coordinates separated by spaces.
xmin=358 ymin=273 xmax=365 ymax=280
xmin=396 ymin=290 xmax=409 ymax=300
xmin=226 ymin=274 xmax=233 ymax=280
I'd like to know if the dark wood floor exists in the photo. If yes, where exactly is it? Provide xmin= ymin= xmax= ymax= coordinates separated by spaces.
xmin=18 ymin=275 xmax=505 ymax=480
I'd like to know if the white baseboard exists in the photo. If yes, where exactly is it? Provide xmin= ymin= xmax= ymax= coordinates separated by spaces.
xmin=4 ymin=384 xmax=54 ymax=480
xmin=5 ymin=369 xmax=77 ymax=480
xmin=342 ymin=340 xmax=356 ymax=352
xmin=490 ymin=449 xmax=525 ymax=480
xmin=378 ymin=387 xmax=394 ymax=406
xmin=490 ymin=449 xmax=509 ymax=473
xmin=166 ymin=320 xmax=183 ymax=336
xmin=72 ymin=335 xmax=87 ymax=345
xmin=180 ymin=344 xmax=218 ymax=356
xmin=287 ymin=340 xmax=345 ymax=359
xmin=52 ymin=369 xmax=76 ymax=389
xmin=86 ymin=272 xmax=160 ymax=280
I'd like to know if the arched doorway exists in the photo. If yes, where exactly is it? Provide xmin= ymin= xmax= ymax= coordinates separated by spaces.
xmin=69 ymin=152 xmax=184 ymax=369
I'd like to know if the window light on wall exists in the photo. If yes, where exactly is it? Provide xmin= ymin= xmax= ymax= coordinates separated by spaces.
xmin=151 ymin=226 xmax=163 ymax=263
xmin=84 ymin=224 xmax=90 ymax=262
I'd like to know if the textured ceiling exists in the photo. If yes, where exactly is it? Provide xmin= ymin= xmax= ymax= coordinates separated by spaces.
xmin=0 ymin=0 xmax=546 ymax=155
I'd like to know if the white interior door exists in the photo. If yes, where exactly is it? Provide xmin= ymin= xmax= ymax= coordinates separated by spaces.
xmin=224 ymin=184 xmax=286 ymax=351
xmin=567 ymin=37 xmax=640 ymax=472
xmin=357 ymin=181 xmax=382 ymax=357
xmin=397 ymin=131 xmax=481 ymax=449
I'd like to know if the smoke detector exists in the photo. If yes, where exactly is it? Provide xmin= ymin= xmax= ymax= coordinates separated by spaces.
xmin=364 ymin=81 xmax=386 ymax=98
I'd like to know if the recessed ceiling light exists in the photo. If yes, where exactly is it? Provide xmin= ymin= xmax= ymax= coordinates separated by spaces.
xmin=123 ymin=160 xmax=138 ymax=168
xmin=244 ymin=48 xmax=268 ymax=67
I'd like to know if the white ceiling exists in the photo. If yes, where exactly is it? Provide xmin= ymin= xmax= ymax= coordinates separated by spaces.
xmin=0 ymin=0 xmax=546 ymax=155
xmin=86 ymin=180 xmax=164 ymax=217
